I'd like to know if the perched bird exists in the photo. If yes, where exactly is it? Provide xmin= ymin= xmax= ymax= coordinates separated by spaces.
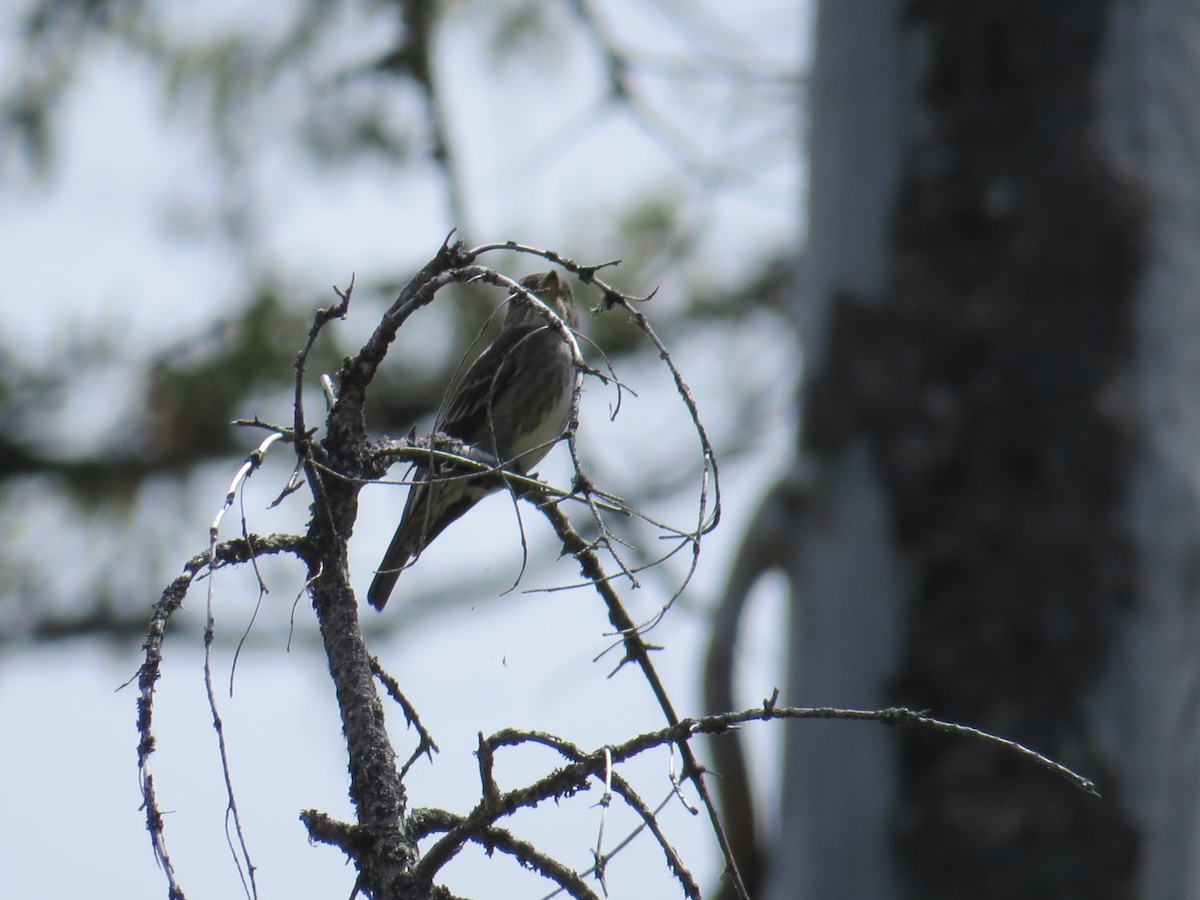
xmin=367 ymin=271 xmax=580 ymax=609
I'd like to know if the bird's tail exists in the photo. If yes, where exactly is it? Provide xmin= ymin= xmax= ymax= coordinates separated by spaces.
xmin=367 ymin=525 xmax=419 ymax=610
xmin=367 ymin=476 xmax=490 ymax=609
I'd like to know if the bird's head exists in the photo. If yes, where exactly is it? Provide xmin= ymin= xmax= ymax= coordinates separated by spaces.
xmin=506 ymin=270 xmax=579 ymax=331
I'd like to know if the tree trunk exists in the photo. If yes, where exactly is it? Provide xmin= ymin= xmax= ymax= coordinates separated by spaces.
xmin=766 ymin=2 xmax=908 ymax=897
xmin=1097 ymin=1 xmax=1200 ymax=896
xmin=765 ymin=1 xmax=1200 ymax=895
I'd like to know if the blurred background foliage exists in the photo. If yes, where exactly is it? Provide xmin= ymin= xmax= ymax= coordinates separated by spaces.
xmin=0 ymin=0 xmax=802 ymax=643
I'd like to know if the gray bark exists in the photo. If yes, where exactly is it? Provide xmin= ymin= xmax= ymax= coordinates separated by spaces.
xmin=766 ymin=2 xmax=908 ymax=898
xmin=761 ymin=1 xmax=1196 ymax=896
xmin=1098 ymin=1 xmax=1200 ymax=897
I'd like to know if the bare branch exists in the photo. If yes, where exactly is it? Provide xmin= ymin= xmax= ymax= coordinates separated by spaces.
xmin=134 ymin=534 xmax=307 ymax=898
xmin=370 ymin=656 xmax=440 ymax=780
xmin=137 ymin=241 xmax=732 ymax=897
xmin=515 ymin=482 xmax=747 ymax=898
xmin=611 ymin=702 xmax=1100 ymax=798
xmin=410 ymin=808 xmax=601 ymax=900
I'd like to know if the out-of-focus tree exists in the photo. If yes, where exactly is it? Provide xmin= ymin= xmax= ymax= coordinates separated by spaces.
xmin=704 ymin=1 xmax=1200 ymax=897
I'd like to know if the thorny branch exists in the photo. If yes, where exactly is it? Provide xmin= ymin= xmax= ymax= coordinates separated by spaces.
xmin=133 ymin=236 xmax=1096 ymax=900
xmin=407 ymin=808 xmax=600 ymax=900
xmin=135 ymin=533 xmax=306 ymax=900
xmin=406 ymin=698 xmax=1097 ymax=899
xmin=519 ymin=484 xmax=745 ymax=898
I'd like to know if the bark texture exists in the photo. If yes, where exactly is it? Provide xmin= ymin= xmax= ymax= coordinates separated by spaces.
xmin=785 ymin=2 xmax=1148 ymax=897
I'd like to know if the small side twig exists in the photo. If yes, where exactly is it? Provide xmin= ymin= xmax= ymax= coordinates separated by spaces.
xmin=369 ymin=656 xmax=439 ymax=779
xmin=410 ymin=808 xmax=601 ymax=900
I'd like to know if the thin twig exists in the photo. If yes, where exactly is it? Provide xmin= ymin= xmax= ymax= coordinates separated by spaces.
xmin=369 ymin=657 xmax=440 ymax=779
xmin=518 ymin=485 xmax=748 ymax=899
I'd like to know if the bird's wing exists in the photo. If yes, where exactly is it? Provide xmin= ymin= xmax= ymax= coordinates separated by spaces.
xmin=438 ymin=324 xmax=542 ymax=447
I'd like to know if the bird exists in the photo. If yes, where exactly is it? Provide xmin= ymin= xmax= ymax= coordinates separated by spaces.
xmin=367 ymin=270 xmax=580 ymax=609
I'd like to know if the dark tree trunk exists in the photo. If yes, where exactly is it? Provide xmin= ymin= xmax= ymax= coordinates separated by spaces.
xmin=763 ymin=0 xmax=1200 ymax=895
xmin=857 ymin=3 xmax=1142 ymax=896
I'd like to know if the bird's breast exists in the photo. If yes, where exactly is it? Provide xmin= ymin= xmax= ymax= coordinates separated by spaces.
xmin=506 ymin=339 xmax=576 ymax=471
